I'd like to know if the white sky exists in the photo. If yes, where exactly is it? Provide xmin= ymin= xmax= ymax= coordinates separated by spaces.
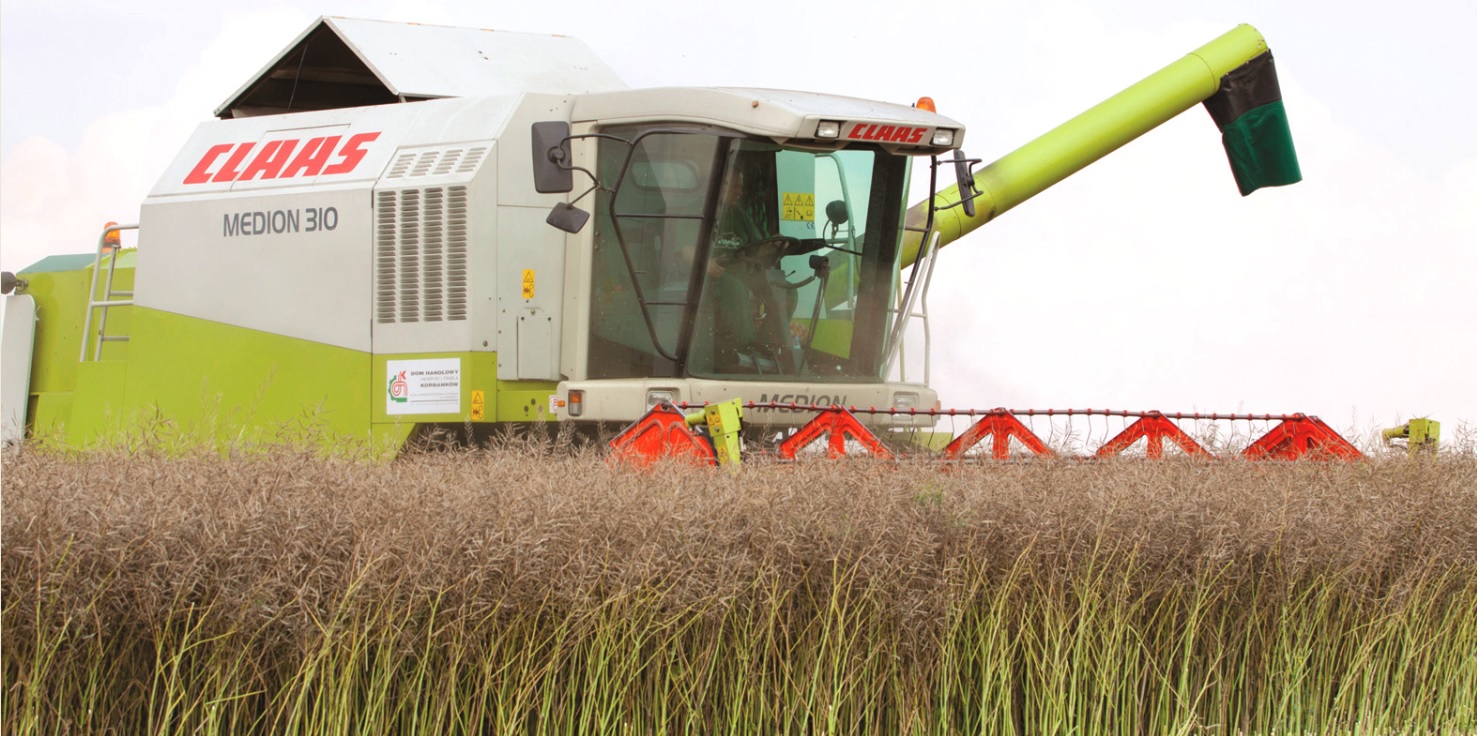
xmin=2 ymin=0 xmax=1474 ymax=438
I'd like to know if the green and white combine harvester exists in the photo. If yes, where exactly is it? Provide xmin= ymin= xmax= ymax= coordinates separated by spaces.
xmin=0 ymin=18 xmax=1300 ymax=455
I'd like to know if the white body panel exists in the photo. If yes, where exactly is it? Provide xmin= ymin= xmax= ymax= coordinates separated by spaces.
xmin=552 ymin=377 xmax=937 ymax=429
xmin=139 ymin=95 xmax=576 ymax=377
xmin=141 ymin=102 xmax=444 ymax=352
xmin=496 ymin=207 xmax=564 ymax=380
xmin=139 ymin=183 xmax=374 ymax=351
xmin=2 ymin=295 xmax=37 ymax=445
xmin=368 ymin=127 xmax=503 ymax=356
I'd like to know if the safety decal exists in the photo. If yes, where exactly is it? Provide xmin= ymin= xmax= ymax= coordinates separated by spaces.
xmin=471 ymin=389 xmax=485 ymax=421
xmin=781 ymin=192 xmax=815 ymax=222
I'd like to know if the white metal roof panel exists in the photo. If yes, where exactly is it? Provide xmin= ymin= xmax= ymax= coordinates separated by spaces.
xmin=216 ymin=17 xmax=624 ymax=118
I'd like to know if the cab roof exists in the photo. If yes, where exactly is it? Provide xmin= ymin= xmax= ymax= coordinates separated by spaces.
xmin=573 ymin=87 xmax=966 ymax=153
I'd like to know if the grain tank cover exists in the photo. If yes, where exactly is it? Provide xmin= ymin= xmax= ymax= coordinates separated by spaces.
xmin=216 ymin=16 xmax=625 ymax=118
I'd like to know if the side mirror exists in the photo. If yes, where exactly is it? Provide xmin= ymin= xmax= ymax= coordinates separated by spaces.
xmin=951 ymin=149 xmax=977 ymax=218
xmin=545 ymin=202 xmax=590 ymax=234
xmin=530 ymin=121 xmax=573 ymax=194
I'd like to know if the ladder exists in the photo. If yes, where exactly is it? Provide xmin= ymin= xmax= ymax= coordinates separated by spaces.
xmin=79 ymin=223 xmax=138 ymax=362
xmin=884 ymin=230 xmax=940 ymax=385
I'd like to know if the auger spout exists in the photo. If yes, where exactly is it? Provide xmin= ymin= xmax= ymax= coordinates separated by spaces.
xmin=903 ymin=24 xmax=1299 ymax=266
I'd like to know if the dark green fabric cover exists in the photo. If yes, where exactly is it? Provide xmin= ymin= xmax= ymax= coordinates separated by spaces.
xmin=1218 ymin=100 xmax=1302 ymax=196
xmin=1203 ymin=52 xmax=1302 ymax=196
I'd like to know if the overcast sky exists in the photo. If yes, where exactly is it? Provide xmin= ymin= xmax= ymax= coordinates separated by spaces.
xmin=2 ymin=0 xmax=1473 ymax=442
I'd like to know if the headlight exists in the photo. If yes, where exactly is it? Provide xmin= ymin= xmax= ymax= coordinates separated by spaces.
xmin=815 ymin=120 xmax=842 ymax=139
xmin=931 ymin=128 xmax=956 ymax=147
xmin=646 ymin=389 xmax=677 ymax=412
xmin=893 ymin=392 xmax=919 ymax=411
xmin=568 ymin=390 xmax=584 ymax=417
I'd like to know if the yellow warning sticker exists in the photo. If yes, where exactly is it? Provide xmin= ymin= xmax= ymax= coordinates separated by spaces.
xmin=471 ymin=390 xmax=485 ymax=420
xmin=780 ymin=192 xmax=815 ymax=221
xmin=521 ymin=269 xmax=536 ymax=299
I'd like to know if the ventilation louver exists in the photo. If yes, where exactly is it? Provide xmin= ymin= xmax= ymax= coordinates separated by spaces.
xmin=375 ymin=185 xmax=469 ymax=324
xmin=384 ymin=148 xmax=488 ymax=180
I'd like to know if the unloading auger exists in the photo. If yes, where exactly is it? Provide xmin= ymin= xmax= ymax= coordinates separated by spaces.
xmin=903 ymin=23 xmax=1300 ymax=265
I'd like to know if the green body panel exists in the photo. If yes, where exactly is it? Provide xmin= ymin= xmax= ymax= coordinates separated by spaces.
xmin=496 ymin=384 xmax=561 ymax=422
xmin=121 ymin=307 xmax=370 ymax=445
xmin=29 ymin=392 xmax=73 ymax=439
xmin=903 ymin=24 xmax=1279 ymax=265
xmin=18 ymin=261 xmax=561 ymax=452
xmin=66 ymin=361 xmax=129 ymax=443
xmin=18 ymin=253 xmax=136 ymax=394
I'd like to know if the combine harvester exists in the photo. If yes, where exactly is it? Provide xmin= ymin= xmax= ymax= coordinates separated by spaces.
xmin=0 ymin=17 xmax=1360 ymax=462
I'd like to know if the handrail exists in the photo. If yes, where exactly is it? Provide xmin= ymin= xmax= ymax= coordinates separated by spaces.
xmin=79 ymin=223 xmax=139 ymax=362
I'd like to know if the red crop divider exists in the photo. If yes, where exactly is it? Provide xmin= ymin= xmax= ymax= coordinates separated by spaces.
xmin=1096 ymin=412 xmax=1210 ymax=459
xmin=942 ymin=409 xmax=1055 ymax=460
xmin=1243 ymin=415 xmax=1363 ymax=461
xmin=608 ymin=403 xmax=715 ymax=468
xmin=778 ymin=407 xmax=892 ymax=460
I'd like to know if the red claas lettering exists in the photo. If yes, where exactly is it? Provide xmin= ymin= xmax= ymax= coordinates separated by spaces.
xmin=323 ymin=132 xmax=380 ymax=175
xmin=237 ymin=140 xmax=298 ymax=181
xmin=843 ymin=124 xmax=928 ymax=143
xmin=281 ymin=136 xmax=340 ymax=178
xmin=211 ymin=143 xmax=255 ymax=183
xmin=182 ymin=132 xmax=382 ymax=184
xmin=183 ymin=143 xmax=234 ymax=184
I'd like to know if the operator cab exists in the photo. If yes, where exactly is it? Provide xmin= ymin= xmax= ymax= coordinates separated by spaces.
xmin=532 ymin=87 xmax=969 ymax=421
xmin=587 ymin=130 xmax=908 ymax=383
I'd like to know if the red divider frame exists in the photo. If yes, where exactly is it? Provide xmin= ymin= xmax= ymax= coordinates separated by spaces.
xmin=1096 ymin=412 xmax=1210 ymax=459
xmin=608 ymin=404 xmax=715 ymax=467
xmin=1243 ymin=415 xmax=1363 ymax=460
xmin=942 ymin=409 xmax=1055 ymax=460
xmin=778 ymin=407 xmax=892 ymax=460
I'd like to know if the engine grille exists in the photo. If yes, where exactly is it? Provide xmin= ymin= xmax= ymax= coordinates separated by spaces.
xmin=385 ymin=147 xmax=489 ymax=180
xmin=375 ymin=185 xmax=469 ymax=323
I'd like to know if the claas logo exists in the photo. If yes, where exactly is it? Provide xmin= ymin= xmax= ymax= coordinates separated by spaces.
xmin=845 ymin=124 xmax=927 ymax=144
xmin=183 ymin=132 xmax=381 ymax=184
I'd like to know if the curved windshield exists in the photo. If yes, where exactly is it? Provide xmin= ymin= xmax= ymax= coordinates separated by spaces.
xmin=687 ymin=141 xmax=908 ymax=381
xmin=586 ymin=129 xmax=909 ymax=382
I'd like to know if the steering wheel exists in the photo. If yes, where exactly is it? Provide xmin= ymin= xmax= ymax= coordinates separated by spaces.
xmin=729 ymin=235 xmax=801 ymax=268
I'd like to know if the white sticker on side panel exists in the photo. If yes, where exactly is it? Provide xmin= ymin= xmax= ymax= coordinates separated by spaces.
xmin=386 ymin=358 xmax=461 ymax=415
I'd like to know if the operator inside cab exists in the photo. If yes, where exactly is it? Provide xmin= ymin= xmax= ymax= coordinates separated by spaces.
xmin=697 ymin=160 xmax=797 ymax=374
